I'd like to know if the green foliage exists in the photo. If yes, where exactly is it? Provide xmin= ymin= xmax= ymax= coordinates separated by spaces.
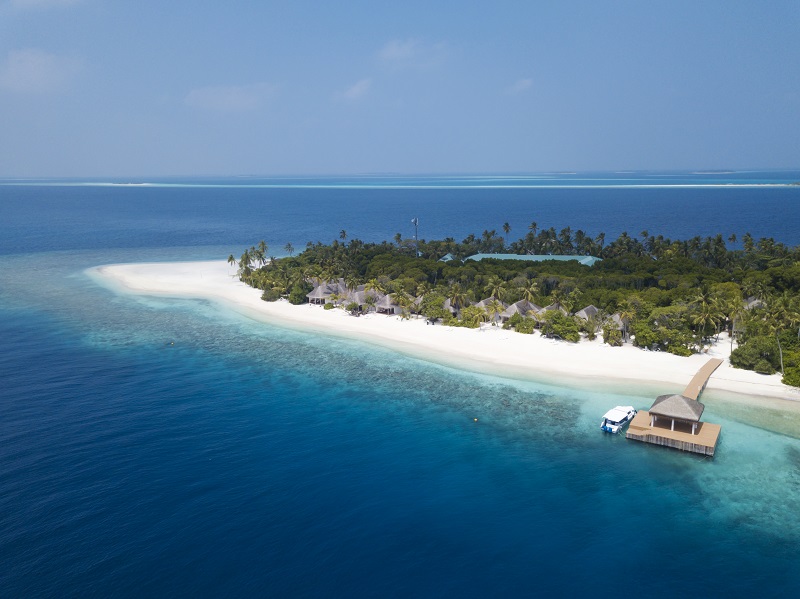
xmin=540 ymin=311 xmax=580 ymax=342
xmin=237 ymin=223 xmax=800 ymax=386
xmin=458 ymin=305 xmax=485 ymax=328
xmin=602 ymin=324 xmax=623 ymax=346
xmin=514 ymin=317 xmax=537 ymax=334
xmin=783 ymin=365 xmax=800 ymax=387
xmin=346 ymin=301 xmax=359 ymax=314
xmin=288 ymin=284 xmax=309 ymax=305
xmin=323 ymin=302 xmax=335 ymax=311
xmin=730 ymin=336 xmax=780 ymax=374
xmin=420 ymin=292 xmax=449 ymax=322
xmin=261 ymin=288 xmax=281 ymax=302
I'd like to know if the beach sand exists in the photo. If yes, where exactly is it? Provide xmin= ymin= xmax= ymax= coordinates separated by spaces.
xmin=90 ymin=260 xmax=800 ymax=406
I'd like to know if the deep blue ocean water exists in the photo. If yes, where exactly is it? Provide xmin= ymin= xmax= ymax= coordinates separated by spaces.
xmin=2 ymin=173 xmax=800 ymax=597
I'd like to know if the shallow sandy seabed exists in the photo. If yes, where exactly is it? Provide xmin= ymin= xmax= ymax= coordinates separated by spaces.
xmin=89 ymin=260 xmax=800 ymax=426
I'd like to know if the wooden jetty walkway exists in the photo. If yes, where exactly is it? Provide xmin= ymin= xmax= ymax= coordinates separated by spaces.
xmin=682 ymin=358 xmax=723 ymax=400
xmin=625 ymin=358 xmax=723 ymax=456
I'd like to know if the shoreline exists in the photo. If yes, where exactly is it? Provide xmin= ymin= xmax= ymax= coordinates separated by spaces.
xmin=89 ymin=260 xmax=800 ymax=408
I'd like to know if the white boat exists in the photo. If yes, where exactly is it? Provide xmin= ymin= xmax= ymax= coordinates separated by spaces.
xmin=600 ymin=406 xmax=637 ymax=434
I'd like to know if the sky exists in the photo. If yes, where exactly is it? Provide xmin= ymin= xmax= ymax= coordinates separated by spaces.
xmin=0 ymin=0 xmax=798 ymax=177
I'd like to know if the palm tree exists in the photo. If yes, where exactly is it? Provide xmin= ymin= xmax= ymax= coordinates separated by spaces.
xmin=448 ymin=282 xmax=468 ymax=316
xmin=690 ymin=289 xmax=719 ymax=348
xmin=528 ymin=221 xmax=538 ymax=238
xmin=365 ymin=278 xmax=386 ymax=295
xmin=238 ymin=249 xmax=253 ymax=278
xmin=284 ymin=242 xmax=294 ymax=256
xmin=484 ymin=275 xmax=507 ymax=301
xmin=617 ymin=300 xmax=636 ymax=343
xmin=595 ymin=232 xmax=606 ymax=251
xmin=339 ymin=229 xmax=347 ymax=242
xmin=728 ymin=233 xmax=737 ymax=251
xmin=502 ymin=222 xmax=511 ymax=236
xmin=520 ymin=279 xmax=539 ymax=303
xmin=257 ymin=240 xmax=268 ymax=266
xmin=485 ymin=298 xmax=504 ymax=326
xmin=394 ymin=289 xmax=414 ymax=319
xmin=364 ymin=294 xmax=377 ymax=314
xmin=743 ymin=232 xmax=754 ymax=253
xmin=227 ymin=254 xmax=237 ymax=269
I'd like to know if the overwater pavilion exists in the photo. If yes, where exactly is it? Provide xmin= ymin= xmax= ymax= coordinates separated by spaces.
xmin=648 ymin=393 xmax=704 ymax=436
xmin=625 ymin=358 xmax=723 ymax=456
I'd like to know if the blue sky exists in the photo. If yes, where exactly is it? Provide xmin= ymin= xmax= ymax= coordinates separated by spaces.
xmin=0 ymin=0 xmax=798 ymax=177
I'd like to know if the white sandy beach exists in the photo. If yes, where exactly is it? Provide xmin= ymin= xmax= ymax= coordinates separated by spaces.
xmin=90 ymin=260 xmax=800 ymax=405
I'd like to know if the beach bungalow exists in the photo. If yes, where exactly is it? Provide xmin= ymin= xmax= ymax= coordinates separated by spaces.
xmin=474 ymin=296 xmax=508 ymax=324
xmin=575 ymin=305 xmax=600 ymax=321
xmin=442 ymin=298 xmax=458 ymax=317
xmin=348 ymin=288 xmax=378 ymax=313
xmin=473 ymin=296 xmax=508 ymax=310
xmin=375 ymin=294 xmax=402 ymax=315
xmin=541 ymin=302 xmax=568 ymax=314
xmin=609 ymin=312 xmax=625 ymax=331
xmin=306 ymin=282 xmax=338 ymax=305
xmin=500 ymin=300 xmax=541 ymax=323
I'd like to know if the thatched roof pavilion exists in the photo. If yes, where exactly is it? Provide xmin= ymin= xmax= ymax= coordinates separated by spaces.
xmin=500 ymin=300 xmax=541 ymax=322
xmin=306 ymin=284 xmax=335 ymax=304
xmin=648 ymin=394 xmax=705 ymax=435
xmin=575 ymin=304 xmax=599 ymax=321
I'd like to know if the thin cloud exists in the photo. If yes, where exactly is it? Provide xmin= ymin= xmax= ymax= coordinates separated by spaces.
xmin=338 ymin=78 xmax=371 ymax=101
xmin=378 ymin=38 xmax=447 ymax=69
xmin=506 ymin=78 xmax=533 ymax=94
xmin=8 ymin=0 xmax=83 ymax=8
xmin=0 ymin=48 xmax=83 ymax=93
xmin=184 ymin=83 xmax=274 ymax=112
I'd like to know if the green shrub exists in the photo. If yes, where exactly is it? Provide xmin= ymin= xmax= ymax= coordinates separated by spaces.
xmin=514 ymin=317 xmax=537 ymax=334
xmin=323 ymin=302 xmax=335 ymax=310
xmin=730 ymin=336 xmax=780 ymax=372
xmin=288 ymin=285 xmax=308 ymax=305
xmin=667 ymin=345 xmax=693 ymax=357
xmin=503 ymin=313 xmax=523 ymax=330
xmin=783 ymin=366 xmax=800 ymax=387
xmin=261 ymin=288 xmax=281 ymax=302
xmin=540 ymin=311 xmax=580 ymax=342
xmin=754 ymin=359 xmax=776 ymax=375
xmin=602 ymin=325 xmax=623 ymax=346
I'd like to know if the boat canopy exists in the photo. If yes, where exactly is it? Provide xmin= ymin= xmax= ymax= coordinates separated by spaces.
xmin=602 ymin=406 xmax=635 ymax=422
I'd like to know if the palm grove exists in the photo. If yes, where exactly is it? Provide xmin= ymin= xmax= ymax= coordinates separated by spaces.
xmin=230 ymin=224 xmax=800 ymax=387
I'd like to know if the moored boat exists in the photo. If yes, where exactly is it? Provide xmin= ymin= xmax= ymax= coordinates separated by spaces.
xmin=600 ymin=406 xmax=637 ymax=434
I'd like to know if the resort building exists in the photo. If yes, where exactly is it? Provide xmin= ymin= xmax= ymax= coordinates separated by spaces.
xmin=464 ymin=253 xmax=602 ymax=267
xmin=500 ymin=300 xmax=541 ymax=323
xmin=375 ymin=294 xmax=402 ymax=315
xmin=575 ymin=305 xmax=600 ymax=321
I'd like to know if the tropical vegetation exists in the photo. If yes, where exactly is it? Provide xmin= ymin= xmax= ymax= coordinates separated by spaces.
xmin=231 ymin=225 xmax=800 ymax=387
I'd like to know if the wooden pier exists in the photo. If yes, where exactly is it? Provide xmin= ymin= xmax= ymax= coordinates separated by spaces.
xmin=625 ymin=358 xmax=723 ymax=456
xmin=681 ymin=358 xmax=723 ymax=400
xmin=626 ymin=410 xmax=720 ymax=456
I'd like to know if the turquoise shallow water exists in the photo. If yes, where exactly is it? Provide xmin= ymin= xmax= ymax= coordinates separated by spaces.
xmin=2 ymin=177 xmax=800 ymax=596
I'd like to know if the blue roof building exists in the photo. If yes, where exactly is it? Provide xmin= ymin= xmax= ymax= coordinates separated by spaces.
xmin=464 ymin=253 xmax=602 ymax=267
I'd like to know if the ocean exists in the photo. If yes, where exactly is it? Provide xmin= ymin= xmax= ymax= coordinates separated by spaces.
xmin=1 ymin=172 xmax=800 ymax=597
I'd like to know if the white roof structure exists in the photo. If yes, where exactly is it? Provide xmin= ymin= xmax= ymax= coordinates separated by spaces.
xmin=602 ymin=406 xmax=635 ymax=422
